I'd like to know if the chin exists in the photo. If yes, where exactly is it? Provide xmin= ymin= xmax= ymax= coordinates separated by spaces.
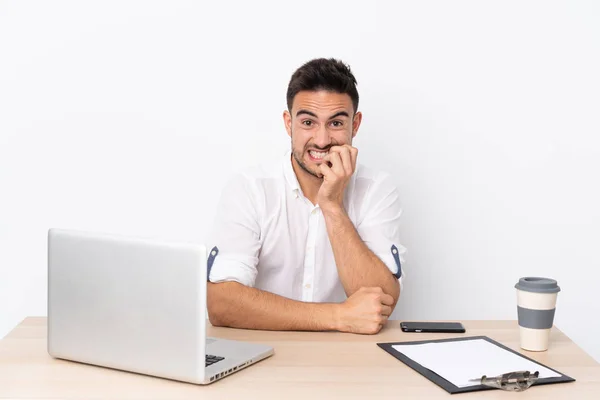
xmin=304 ymin=159 xmax=323 ymax=177
xmin=303 ymin=161 xmax=324 ymax=179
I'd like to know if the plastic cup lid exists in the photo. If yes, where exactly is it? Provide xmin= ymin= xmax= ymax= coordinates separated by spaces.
xmin=515 ymin=277 xmax=560 ymax=294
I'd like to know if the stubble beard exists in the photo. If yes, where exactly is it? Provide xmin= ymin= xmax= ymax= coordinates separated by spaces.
xmin=292 ymin=146 xmax=324 ymax=179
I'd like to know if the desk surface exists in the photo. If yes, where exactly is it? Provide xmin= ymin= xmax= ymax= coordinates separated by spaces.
xmin=1 ymin=318 xmax=599 ymax=399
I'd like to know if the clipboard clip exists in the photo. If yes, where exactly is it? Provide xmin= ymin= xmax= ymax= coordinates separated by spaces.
xmin=469 ymin=370 xmax=540 ymax=391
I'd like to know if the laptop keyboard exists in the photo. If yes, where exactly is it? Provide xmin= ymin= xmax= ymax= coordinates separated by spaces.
xmin=205 ymin=354 xmax=225 ymax=367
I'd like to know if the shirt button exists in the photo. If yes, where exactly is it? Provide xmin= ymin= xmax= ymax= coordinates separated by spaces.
xmin=304 ymin=283 xmax=311 ymax=289
xmin=311 ymin=209 xmax=318 ymax=215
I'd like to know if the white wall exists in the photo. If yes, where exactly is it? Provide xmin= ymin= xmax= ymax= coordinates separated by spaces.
xmin=1 ymin=1 xmax=599 ymax=361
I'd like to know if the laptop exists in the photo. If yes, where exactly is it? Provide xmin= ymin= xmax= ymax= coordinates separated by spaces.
xmin=47 ymin=228 xmax=274 ymax=384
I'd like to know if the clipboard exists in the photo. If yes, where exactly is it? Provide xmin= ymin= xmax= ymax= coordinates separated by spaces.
xmin=377 ymin=336 xmax=575 ymax=394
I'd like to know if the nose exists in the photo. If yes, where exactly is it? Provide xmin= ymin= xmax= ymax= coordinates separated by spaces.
xmin=313 ymin=125 xmax=332 ymax=149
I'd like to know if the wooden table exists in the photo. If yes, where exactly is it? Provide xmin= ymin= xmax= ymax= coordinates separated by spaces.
xmin=1 ymin=318 xmax=599 ymax=399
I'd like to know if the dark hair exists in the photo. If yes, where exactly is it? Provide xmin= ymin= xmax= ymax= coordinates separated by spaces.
xmin=286 ymin=58 xmax=359 ymax=113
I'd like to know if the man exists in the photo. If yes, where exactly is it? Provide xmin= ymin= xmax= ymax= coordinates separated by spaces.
xmin=207 ymin=58 xmax=406 ymax=334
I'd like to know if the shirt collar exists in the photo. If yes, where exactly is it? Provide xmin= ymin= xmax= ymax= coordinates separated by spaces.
xmin=282 ymin=150 xmax=301 ymax=197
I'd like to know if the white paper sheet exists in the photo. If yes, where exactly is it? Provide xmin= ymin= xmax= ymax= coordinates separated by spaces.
xmin=392 ymin=339 xmax=560 ymax=388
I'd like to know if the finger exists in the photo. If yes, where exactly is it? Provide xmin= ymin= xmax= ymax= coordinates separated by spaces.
xmin=350 ymin=147 xmax=358 ymax=171
xmin=322 ymin=152 xmax=344 ymax=176
xmin=328 ymin=146 xmax=354 ymax=176
xmin=379 ymin=314 xmax=389 ymax=328
xmin=381 ymin=305 xmax=392 ymax=317
xmin=339 ymin=147 xmax=353 ymax=176
xmin=368 ymin=323 xmax=382 ymax=335
xmin=380 ymin=293 xmax=395 ymax=306
xmin=318 ymin=162 xmax=336 ymax=181
xmin=362 ymin=286 xmax=381 ymax=293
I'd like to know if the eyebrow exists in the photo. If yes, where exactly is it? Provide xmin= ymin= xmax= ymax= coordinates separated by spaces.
xmin=295 ymin=110 xmax=350 ymax=119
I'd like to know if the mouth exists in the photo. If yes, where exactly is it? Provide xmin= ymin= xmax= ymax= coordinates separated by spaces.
xmin=307 ymin=149 xmax=329 ymax=162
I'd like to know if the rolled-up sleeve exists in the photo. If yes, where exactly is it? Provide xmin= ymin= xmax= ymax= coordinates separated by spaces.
xmin=356 ymin=174 xmax=407 ymax=287
xmin=207 ymin=174 xmax=261 ymax=287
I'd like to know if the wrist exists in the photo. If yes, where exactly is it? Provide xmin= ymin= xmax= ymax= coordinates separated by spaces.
xmin=331 ymin=303 xmax=346 ymax=332
xmin=320 ymin=202 xmax=346 ymax=218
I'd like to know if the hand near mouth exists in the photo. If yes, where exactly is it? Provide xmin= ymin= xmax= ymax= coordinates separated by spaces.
xmin=317 ymin=145 xmax=358 ymax=212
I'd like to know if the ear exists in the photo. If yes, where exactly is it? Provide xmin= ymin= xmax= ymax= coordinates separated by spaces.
xmin=352 ymin=111 xmax=362 ymax=139
xmin=283 ymin=110 xmax=292 ymax=138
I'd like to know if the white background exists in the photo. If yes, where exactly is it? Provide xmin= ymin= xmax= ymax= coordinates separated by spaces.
xmin=1 ymin=1 xmax=599 ymax=361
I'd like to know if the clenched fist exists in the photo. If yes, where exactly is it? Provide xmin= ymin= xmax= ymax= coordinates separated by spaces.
xmin=317 ymin=145 xmax=358 ymax=212
xmin=335 ymin=287 xmax=394 ymax=335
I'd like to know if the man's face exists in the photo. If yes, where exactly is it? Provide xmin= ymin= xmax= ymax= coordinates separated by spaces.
xmin=284 ymin=90 xmax=362 ymax=179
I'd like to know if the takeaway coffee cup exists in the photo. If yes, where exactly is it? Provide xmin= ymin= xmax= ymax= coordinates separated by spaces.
xmin=515 ymin=277 xmax=560 ymax=351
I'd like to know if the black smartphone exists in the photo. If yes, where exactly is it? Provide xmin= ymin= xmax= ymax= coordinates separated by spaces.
xmin=400 ymin=321 xmax=465 ymax=333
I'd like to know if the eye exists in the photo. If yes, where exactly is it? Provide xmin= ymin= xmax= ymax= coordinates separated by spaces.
xmin=330 ymin=120 xmax=343 ymax=128
xmin=302 ymin=120 xmax=313 ymax=126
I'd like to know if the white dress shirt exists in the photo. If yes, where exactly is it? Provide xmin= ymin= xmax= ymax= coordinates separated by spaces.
xmin=207 ymin=150 xmax=406 ymax=303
